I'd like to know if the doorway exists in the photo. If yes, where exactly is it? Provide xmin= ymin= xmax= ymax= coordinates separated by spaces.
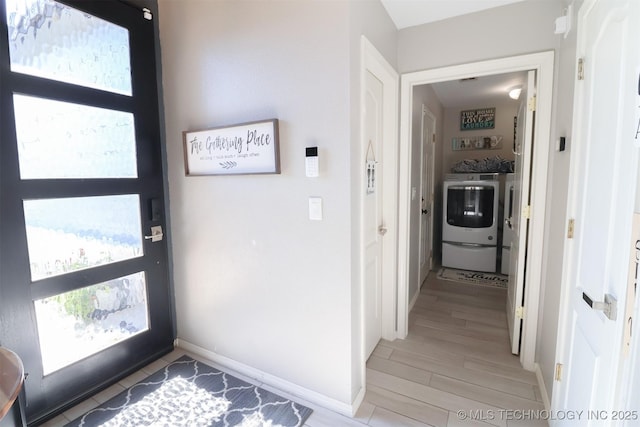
xmin=0 ymin=0 xmax=174 ymax=423
xmin=397 ymin=52 xmax=555 ymax=371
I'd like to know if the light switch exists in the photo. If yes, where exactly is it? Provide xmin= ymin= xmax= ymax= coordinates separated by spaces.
xmin=309 ymin=197 xmax=323 ymax=220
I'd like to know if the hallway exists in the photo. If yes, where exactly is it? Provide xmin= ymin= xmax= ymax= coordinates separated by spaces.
xmin=356 ymin=271 xmax=547 ymax=427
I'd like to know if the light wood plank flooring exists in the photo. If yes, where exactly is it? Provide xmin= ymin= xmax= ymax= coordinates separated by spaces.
xmin=41 ymin=270 xmax=545 ymax=427
xmin=355 ymin=270 xmax=547 ymax=427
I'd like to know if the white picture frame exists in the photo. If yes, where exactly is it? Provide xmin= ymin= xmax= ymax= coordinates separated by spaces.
xmin=183 ymin=119 xmax=280 ymax=176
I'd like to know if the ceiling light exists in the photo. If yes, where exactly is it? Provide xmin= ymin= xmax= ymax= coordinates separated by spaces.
xmin=509 ymin=87 xmax=522 ymax=100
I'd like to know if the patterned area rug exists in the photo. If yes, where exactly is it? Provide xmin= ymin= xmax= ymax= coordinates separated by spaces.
xmin=437 ymin=268 xmax=508 ymax=289
xmin=66 ymin=355 xmax=313 ymax=427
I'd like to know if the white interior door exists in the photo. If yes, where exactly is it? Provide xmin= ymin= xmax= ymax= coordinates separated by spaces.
xmin=552 ymin=0 xmax=640 ymax=419
xmin=419 ymin=107 xmax=435 ymax=285
xmin=506 ymin=70 xmax=535 ymax=355
xmin=364 ymin=70 xmax=384 ymax=359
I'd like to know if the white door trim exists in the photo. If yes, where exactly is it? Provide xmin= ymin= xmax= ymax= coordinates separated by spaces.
xmin=359 ymin=35 xmax=398 ymax=397
xmin=398 ymin=51 xmax=554 ymax=370
xmin=419 ymin=105 xmax=436 ymax=279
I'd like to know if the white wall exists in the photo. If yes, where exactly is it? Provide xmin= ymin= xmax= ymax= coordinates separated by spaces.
xmin=397 ymin=0 xmax=570 ymax=403
xmin=157 ymin=0 xmax=396 ymax=410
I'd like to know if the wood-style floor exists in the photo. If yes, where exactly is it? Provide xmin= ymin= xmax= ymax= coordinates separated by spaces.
xmin=349 ymin=270 xmax=547 ymax=427
xmin=41 ymin=270 xmax=546 ymax=427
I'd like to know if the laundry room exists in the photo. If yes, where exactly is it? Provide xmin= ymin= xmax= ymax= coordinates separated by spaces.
xmin=410 ymin=70 xmax=527 ymax=288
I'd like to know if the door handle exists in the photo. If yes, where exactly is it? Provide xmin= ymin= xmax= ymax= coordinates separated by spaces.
xmin=582 ymin=292 xmax=617 ymax=320
xmin=378 ymin=226 xmax=388 ymax=236
xmin=505 ymin=217 xmax=512 ymax=229
xmin=144 ymin=225 xmax=164 ymax=242
xmin=422 ymin=209 xmax=429 ymax=215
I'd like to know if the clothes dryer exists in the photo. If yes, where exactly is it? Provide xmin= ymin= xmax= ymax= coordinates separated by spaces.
xmin=442 ymin=173 xmax=499 ymax=272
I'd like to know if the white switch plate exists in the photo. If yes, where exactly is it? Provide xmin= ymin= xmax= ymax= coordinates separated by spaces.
xmin=309 ymin=197 xmax=323 ymax=220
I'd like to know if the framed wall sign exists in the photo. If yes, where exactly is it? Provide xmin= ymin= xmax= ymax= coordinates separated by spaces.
xmin=452 ymin=135 xmax=503 ymax=151
xmin=460 ymin=108 xmax=495 ymax=131
xmin=183 ymin=119 xmax=280 ymax=175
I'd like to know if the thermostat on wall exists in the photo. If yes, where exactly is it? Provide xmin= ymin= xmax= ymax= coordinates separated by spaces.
xmin=306 ymin=146 xmax=319 ymax=177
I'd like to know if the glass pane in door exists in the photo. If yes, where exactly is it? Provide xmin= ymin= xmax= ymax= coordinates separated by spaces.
xmin=5 ymin=0 xmax=132 ymax=95
xmin=23 ymin=195 xmax=143 ymax=280
xmin=446 ymin=186 xmax=495 ymax=228
xmin=34 ymin=272 xmax=149 ymax=374
xmin=13 ymin=94 xmax=137 ymax=179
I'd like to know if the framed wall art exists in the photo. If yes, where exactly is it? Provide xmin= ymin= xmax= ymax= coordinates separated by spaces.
xmin=452 ymin=135 xmax=503 ymax=151
xmin=460 ymin=108 xmax=495 ymax=131
xmin=183 ymin=119 xmax=280 ymax=176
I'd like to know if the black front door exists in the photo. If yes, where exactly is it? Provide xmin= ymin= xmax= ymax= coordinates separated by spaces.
xmin=0 ymin=0 xmax=174 ymax=423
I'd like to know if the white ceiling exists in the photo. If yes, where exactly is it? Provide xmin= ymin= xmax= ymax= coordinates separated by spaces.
xmin=380 ymin=0 xmax=526 ymax=29
xmin=430 ymin=71 xmax=527 ymax=108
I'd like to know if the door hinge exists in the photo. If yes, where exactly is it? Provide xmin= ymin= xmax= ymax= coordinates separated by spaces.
xmin=143 ymin=7 xmax=153 ymax=20
xmin=578 ymin=58 xmax=585 ymax=80
xmin=567 ymin=218 xmax=575 ymax=239
xmin=516 ymin=306 xmax=525 ymax=319
xmin=528 ymin=95 xmax=537 ymax=112
xmin=555 ymin=363 xmax=563 ymax=381
xmin=522 ymin=205 xmax=531 ymax=220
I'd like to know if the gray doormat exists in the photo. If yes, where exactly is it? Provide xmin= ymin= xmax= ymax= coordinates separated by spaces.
xmin=437 ymin=268 xmax=508 ymax=289
xmin=65 ymin=355 xmax=312 ymax=427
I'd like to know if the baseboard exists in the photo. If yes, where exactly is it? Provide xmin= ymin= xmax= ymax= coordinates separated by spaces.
xmin=409 ymin=287 xmax=420 ymax=312
xmin=176 ymin=339 xmax=354 ymax=417
xmin=351 ymin=385 xmax=366 ymax=417
xmin=534 ymin=362 xmax=551 ymax=410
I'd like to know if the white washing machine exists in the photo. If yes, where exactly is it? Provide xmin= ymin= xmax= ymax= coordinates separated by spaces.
xmin=501 ymin=173 xmax=515 ymax=275
xmin=442 ymin=173 xmax=499 ymax=273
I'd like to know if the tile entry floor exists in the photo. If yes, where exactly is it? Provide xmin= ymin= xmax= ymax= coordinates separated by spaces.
xmin=40 ymin=270 xmax=546 ymax=427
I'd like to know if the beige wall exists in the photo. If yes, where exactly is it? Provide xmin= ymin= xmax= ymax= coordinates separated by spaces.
xmin=157 ymin=0 xmax=396 ymax=410
xmin=442 ymin=100 xmax=517 ymax=175
xmin=398 ymin=1 xmax=563 ymax=73
xmin=157 ymin=0 xmax=576 ymax=410
xmin=536 ymin=0 xmax=582 ymax=398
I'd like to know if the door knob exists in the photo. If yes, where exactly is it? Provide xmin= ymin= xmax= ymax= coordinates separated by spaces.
xmin=422 ymin=209 xmax=429 ymax=215
xmin=378 ymin=226 xmax=388 ymax=236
